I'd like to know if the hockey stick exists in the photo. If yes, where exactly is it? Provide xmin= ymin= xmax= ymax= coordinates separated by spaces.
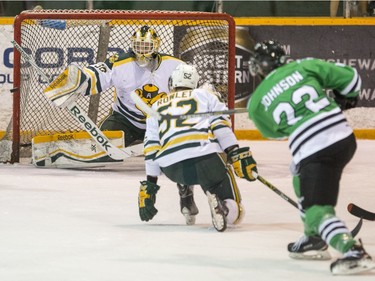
xmin=166 ymin=108 xmax=247 ymax=120
xmin=348 ymin=203 xmax=375 ymax=221
xmin=130 ymin=91 xmax=247 ymax=120
xmin=9 ymin=35 xmax=140 ymax=161
xmin=252 ymin=172 xmax=362 ymax=237
xmin=252 ymin=172 xmax=299 ymax=208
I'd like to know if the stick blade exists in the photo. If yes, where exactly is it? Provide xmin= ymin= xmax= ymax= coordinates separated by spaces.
xmin=348 ymin=203 xmax=375 ymax=221
xmin=350 ymin=217 xmax=363 ymax=238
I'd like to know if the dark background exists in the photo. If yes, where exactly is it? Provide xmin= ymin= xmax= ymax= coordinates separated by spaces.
xmin=0 ymin=1 xmax=342 ymax=17
xmin=1 ymin=1 xmax=373 ymax=106
xmin=247 ymin=25 xmax=375 ymax=107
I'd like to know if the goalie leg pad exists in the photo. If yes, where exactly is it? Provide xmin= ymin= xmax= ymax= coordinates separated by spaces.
xmin=32 ymin=131 xmax=125 ymax=168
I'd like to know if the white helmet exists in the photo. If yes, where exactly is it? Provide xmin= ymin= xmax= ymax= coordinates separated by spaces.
xmin=168 ymin=64 xmax=200 ymax=91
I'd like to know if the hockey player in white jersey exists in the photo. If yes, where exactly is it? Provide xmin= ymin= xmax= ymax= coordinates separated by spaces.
xmin=44 ymin=25 xmax=197 ymax=221
xmin=138 ymin=64 xmax=258 ymax=231
xmin=84 ymin=25 xmax=184 ymax=146
xmin=44 ymin=25 xmax=184 ymax=146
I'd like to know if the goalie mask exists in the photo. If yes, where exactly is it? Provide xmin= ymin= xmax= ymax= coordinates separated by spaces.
xmin=168 ymin=64 xmax=200 ymax=91
xmin=131 ymin=26 xmax=160 ymax=68
xmin=249 ymin=40 xmax=287 ymax=78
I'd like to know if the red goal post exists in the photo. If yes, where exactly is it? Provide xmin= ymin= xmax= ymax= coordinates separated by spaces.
xmin=6 ymin=9 xmax=235 ymax=163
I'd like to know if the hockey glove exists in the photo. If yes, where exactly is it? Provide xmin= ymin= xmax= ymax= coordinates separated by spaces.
xmin=228 ymin=147 xmax=257 ymax=181
xmin=44 ymin=64 xmax=88 ymax=108
xmin=332 ymin=90 xmax=358 ymax=110
xmin=138 ymin=180 xmax=160 ymax=222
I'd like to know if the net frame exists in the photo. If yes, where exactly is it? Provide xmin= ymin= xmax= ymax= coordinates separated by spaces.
xmin=9 ymin=9 xmax=236 ymax=163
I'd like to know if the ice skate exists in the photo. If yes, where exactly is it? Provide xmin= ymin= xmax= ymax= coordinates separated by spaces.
xmin=288 ymin=235 xmax=331 ymax=260
xmin=177 ymin=184 xmax=199 ymax=225
xmin=331 ymin=240 xmax=375 ymax=275
xmin=206 ymin=191 xmax=228 ymax=232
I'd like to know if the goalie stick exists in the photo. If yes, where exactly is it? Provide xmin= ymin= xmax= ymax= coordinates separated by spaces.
xmin=252 ymin=172 xmax=363 ymax=237
xmin=130 ymin=91 xmax=247 ymax=120
xmin=8 ymin=34 xmax=140 ymax=161
xmin=348 ymin=203 xmax=375 ymax=221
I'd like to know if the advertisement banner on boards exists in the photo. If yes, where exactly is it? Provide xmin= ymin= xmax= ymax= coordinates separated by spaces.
xmin=1 ymin=23 xmax=374 ymax=108
xmin=0 ymin=25 xmax=13 ymax=94
xmin=0 ymin=24 xmax=13 ymax=131
xmin=245 ymin=25 xmax=375 ymax=107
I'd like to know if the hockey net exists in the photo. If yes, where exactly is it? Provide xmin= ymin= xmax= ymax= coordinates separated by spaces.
xmin=1 ymin=9 xmax=235 ymax=163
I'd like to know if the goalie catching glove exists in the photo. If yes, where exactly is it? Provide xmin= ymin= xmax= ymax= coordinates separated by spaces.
xmin=138 ymin=180 xmax=160 ymax=221
xmin=227 ymin=146 xmax=258 ymax=181
xmin=44 ymin=64 xmax=89 ymax=108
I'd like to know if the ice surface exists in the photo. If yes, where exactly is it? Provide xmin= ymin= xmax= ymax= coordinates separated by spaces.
xmin=0 ymin=140 xmax=374 ymax=281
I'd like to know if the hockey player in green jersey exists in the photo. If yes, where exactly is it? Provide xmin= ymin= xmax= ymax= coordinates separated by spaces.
xmin=248 ymin=40 xmax=374 ymax=275
xmin=138 ymin=64 xmax=258 ymax=232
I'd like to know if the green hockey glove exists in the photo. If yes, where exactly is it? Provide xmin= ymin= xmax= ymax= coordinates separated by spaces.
xmin=138 ymin=180 xmax=160 ymax=221
xmin=228 ymin=147 xmax=258 ymax=182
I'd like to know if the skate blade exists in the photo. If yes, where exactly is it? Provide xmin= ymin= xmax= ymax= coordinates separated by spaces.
xmin=206 ymin=191 xmax=227 ymax=232
xmin=289 ymin=250 xmax=332 ymax=260
xmin=184 ymin=214 xmax=196 ymax=225
xmin=332 ymin=259 xmax=375 ymax=275
xmin=181 ymin=207 xmax=196 ymax=225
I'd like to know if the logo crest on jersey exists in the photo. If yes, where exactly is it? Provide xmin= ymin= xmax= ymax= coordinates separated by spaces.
xmin=135 ymin=84 xmax=167 ymax=110
xmin=109 ymin=53 xmax=119 ymax=64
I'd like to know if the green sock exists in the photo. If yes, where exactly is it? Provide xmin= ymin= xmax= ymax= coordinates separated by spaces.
xmin=329 ymin=233 xmax=356 ymax=253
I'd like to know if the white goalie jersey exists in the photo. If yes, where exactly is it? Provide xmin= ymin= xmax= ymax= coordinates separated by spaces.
xmin=144 ymin=88 xmax=238 ymax=177
xmin=83 ymin=51 xmax=185 ymax=130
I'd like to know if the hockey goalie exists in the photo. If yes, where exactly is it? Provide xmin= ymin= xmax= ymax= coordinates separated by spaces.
xmin=39 ymin=26 xmax=185 ymax=167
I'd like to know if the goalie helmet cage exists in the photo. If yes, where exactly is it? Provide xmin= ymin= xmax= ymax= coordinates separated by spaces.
xmin=7 ymin=9 xmax=235 ymax=163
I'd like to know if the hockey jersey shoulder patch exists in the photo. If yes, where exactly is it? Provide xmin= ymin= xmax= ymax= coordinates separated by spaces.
xmin=105 ymin=51 xmax=134 ymax=69
xmin=159 ymin=53 xmax=183 ymax=62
